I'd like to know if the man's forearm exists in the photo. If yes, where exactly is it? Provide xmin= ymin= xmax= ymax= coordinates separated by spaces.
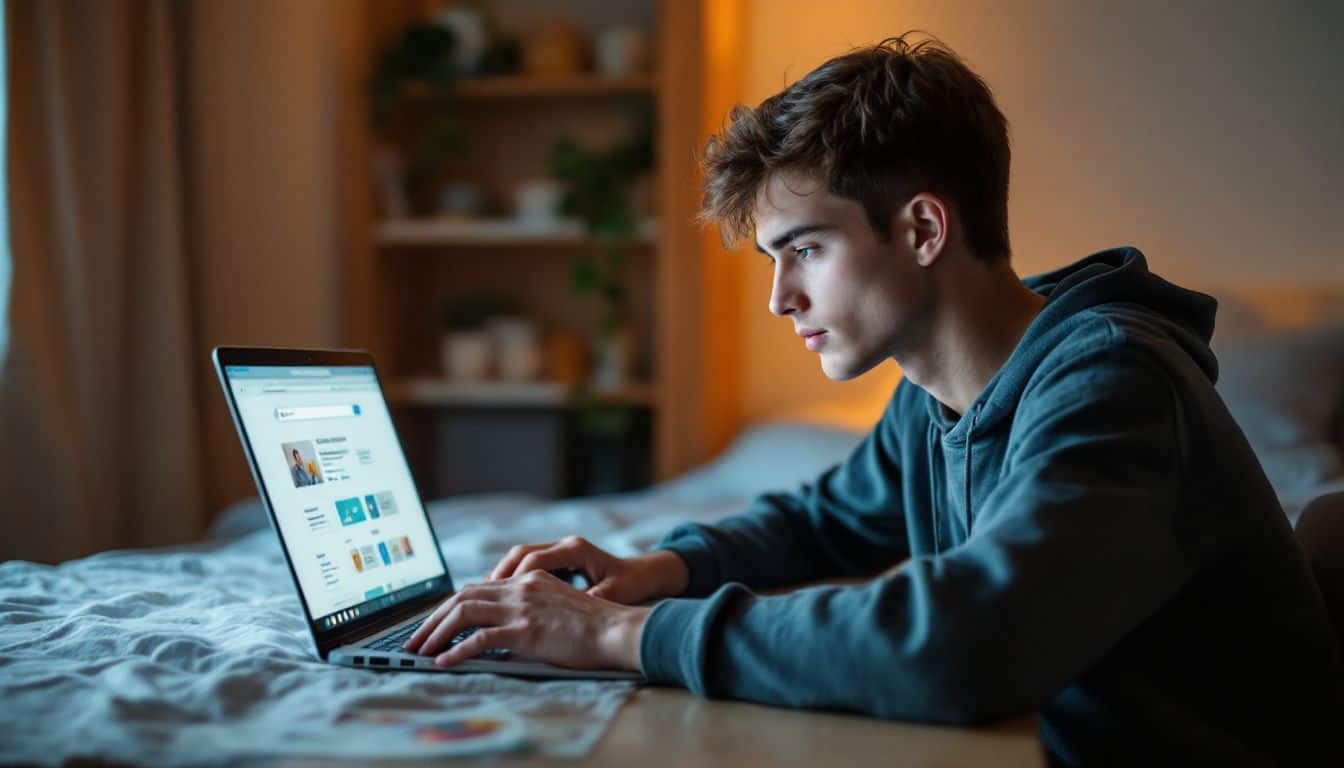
xmin=639 ymin=550 xmax=690 ymax=598
xmin=602 ymin=604 xmax=653 ymax=672
xmin=594 ymin=552 xmax=686 ymax=672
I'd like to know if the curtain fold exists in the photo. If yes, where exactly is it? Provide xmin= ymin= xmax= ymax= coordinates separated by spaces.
xmin=2 ymin=0 xmax=204 ymax=562
xmin=3 ymin=0 xmax=363 ymax=563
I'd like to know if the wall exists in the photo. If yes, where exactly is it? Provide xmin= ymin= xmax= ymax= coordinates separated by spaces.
xmin=184 ymin=0 xmax=364 ymax=515
xmin=733 ymin=0 xmax=1344 ymax=426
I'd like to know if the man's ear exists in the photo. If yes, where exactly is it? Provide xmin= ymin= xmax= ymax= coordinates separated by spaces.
xmin=898 ymin=193 xmax=949 ymax=268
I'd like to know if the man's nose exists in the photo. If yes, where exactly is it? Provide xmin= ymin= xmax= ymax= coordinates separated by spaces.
xmin=768 ymin=265 xmax=806 ymax=317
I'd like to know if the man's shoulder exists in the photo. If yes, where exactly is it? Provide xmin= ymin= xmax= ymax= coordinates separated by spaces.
xmin=1030 ymin=308 xmax=1210 ymax=391
xmin=1006 ymin=311 xmax=1223 ymax=438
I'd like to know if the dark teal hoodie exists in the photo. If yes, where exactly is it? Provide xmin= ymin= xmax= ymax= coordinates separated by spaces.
xmin=641 ymin=248 xmax=1343 ymax=765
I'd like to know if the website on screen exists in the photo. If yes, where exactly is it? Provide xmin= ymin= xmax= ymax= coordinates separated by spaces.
xmin=226 ymin=365 xmax=444 ymax=621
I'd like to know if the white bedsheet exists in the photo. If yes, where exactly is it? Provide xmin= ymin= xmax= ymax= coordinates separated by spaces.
xmin=0 ymin=484 xmax=752 ymax=767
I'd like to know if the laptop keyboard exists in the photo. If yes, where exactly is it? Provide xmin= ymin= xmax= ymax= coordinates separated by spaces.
xmin=363 ymin=622 xmax=509 ymax=659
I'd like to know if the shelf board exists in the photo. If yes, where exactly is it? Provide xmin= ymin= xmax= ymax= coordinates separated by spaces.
xmin=389 ymin=378 xmax=658 ymax=408
xmin=451 ymin=74 xmax=657 ymax=100
xmin=375 ymin=217 xmax=658 ymax=247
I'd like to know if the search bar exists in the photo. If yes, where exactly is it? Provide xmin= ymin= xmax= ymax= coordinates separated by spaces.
xmin=274 ymin=404 xmax=362 ymax=421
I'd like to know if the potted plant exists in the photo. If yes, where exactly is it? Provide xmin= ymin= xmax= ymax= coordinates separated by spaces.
xmin=547 ymin=96 xmax=654 ymax=391
xmin=548 ymin=99 xmax=654 ymax=491
xmin=439 ymin=294 xmax=516 ymax=381
xmin=370 ymin=22 xmax=466 ymax=215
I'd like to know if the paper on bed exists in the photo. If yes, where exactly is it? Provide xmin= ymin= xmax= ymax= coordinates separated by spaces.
xmin=180 ymin=703 xmax=532 ymax=759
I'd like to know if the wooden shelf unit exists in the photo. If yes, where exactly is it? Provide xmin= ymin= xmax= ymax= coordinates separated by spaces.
xmin=355 ymin=0 xmax=710 ymax=492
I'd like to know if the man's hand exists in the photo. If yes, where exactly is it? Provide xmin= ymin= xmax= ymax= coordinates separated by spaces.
xmin=490 ymin=536 xmax=688 ymax=605
xmin=402 ymin=570 xmax=650 ymax=671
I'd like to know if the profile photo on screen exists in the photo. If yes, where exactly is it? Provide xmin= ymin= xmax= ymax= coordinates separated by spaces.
xmin=282 ymin=441 xmax=324 ymax=488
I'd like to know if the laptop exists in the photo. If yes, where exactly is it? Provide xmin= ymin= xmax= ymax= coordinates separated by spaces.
xmin=213 ymin=346 xmax=639 ymax=680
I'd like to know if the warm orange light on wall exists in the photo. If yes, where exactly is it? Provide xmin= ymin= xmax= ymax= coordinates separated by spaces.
xmin=697 ymin=0 xmax=749 ymax=460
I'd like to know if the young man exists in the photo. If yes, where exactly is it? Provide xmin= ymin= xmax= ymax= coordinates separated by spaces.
xmin=405 ymin=36 xmax=1342 ymax=763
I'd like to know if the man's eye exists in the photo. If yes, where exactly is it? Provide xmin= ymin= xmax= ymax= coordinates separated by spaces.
xmin=794 ymin=246 xmax=816 ymax=259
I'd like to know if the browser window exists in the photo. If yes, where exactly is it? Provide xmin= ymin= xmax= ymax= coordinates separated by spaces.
xmin=225 ymin=365 xmax=444 ymax=623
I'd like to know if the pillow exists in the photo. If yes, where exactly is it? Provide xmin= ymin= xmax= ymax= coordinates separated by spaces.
xmin=651 ymin=421 xmax=866 ymax=501
xmin=207 ymin=497 xmax=269 ymax=539
xmin=1254 ymin=444 xmax=1344 ymax=498
xmin=1213 ymin=323 xmax=1344 ymax=491
xmin=710 ymin=421 xmax=866 ymax=491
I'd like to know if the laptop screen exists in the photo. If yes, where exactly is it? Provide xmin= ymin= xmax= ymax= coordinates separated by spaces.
xmin=223 ymin=364 xmax=446 ymax=629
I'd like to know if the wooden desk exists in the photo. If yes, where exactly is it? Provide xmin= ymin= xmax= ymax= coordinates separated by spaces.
xmin=282 ymin=575 xmax=1043 ymax=766
xmin=511 ymin=686 xmax=1044 ymax=767
xmin=522 ymin=575 xmax=1044 ymax=766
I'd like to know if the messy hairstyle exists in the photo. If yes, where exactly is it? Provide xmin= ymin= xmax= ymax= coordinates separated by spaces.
xmin=699 ymin=33 xmax=1011 ymax=262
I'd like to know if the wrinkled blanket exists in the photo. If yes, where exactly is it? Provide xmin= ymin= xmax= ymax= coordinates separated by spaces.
xmin=0 ymin=486 xmax=750 ymax=766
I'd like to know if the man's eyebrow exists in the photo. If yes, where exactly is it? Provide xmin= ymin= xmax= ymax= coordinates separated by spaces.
xmin=754 ymin=224 xmax=834 ymax=255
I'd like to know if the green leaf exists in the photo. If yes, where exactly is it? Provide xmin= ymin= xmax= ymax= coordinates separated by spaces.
xmin=414 ymin=114 xmax=467 ymax=171
xmin=547 ymin=138 xmax=586 ymax=179
xmin=570 ymin=260 xmax=600 ymax=295
xmin=580 ymin=405 xmax=632 ymax=435
xmin=369 ymin=21 xmax=465 ymax=172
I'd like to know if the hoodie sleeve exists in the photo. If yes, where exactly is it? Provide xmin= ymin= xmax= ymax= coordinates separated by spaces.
xmin=641 ymin=344 xmax=1199 ymax=723
xmin=654 ymin=388 xmax=912 ymax=597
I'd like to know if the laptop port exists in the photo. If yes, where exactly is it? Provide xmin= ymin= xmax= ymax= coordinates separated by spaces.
xmin=401 ymin=659 xmax=415 ymax=668
xmin=352 ymin=656 xmax=364 ymax=665
xmin=369 ymin=656 xmax=389 ymax=667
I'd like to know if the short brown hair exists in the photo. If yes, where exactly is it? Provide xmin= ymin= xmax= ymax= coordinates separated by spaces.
xmin=699 ymin=33 xmax=1011 ymax=261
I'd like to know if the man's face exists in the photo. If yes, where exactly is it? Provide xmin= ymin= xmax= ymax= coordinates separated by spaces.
xmin=292 ymin=450 xmax=302 ymax=467
xmin=753 ymin=170 xmax=931 ymax=380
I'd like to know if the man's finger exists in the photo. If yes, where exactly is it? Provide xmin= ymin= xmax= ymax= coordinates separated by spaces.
xmin=434 ymin=625 xmax=518 ymax=668
xmin=514 ymin=544 xmax=590 ymax=580
xmin=587 ymin=578 xmax=619 ymax=602
xmin=404 ymin=585 xmax=505 ymax=651
xmin=403 ymin=599 xmax=454 ymax=652
xmin=490 ymin=543 xmax=547 ymax=580
xmin=417 ymin=600 xmax=508 ymax=657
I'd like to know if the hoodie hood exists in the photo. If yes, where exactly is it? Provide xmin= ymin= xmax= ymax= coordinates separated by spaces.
xmin=927 ymin=247 xmax=1219 ymax=434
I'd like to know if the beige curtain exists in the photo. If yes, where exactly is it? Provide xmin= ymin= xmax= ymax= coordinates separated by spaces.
xmin=2 ymin=1 xmax=364 ymax=563
xmin=3 ymin=0 xmax=203 ymax=563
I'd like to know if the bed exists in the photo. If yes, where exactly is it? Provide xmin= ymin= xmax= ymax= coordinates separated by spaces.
xmin=2 ymin=284 xmax=1342 ymax=765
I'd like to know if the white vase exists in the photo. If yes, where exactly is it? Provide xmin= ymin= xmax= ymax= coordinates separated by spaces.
xmin=440 ymin=331 xmax=493 ymax=381
xmin=487 ymin=316 xmax=542 ymax=381
xmin=438 ymin=181 xmax=483 ymax=217
xmin=592 ymin=329 xmax=632 ymax=391
xmin=513 ymin=179 xmax=564 ymax=228
xmin=595 ymin=26 xmax=649 ymax=77
xmin=435 ymin=6 xmax=488 ymax=74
